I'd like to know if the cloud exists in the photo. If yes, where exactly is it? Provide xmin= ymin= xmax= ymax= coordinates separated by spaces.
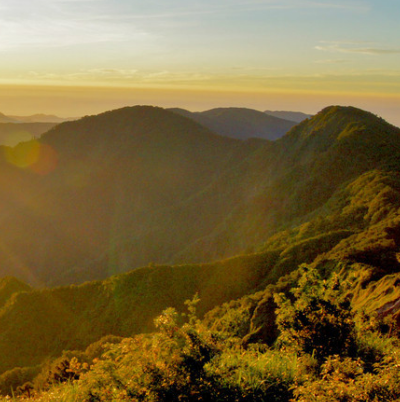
xmin=116 ymin=0 xmax=370 ymax=18
xmin=145 ymin=0 xmax=369 ymax=12
xmin=0 ymin=0 xmax=371 ymax=53
xmin=27 ymin=68 xmax=139 ymax=82
xmin=314 ymin=59 xmax=351 ymax=64
xmin=0 ymin=20 xmax=138 ymax=51
xmin=21 ymin=66 xmax=400 ymax=89
xmin=316 ymin=41 xmax=400 ymax=56
xmin=22 ymin=68 xmax=213 ymax=86
xmin=0 ymin=1 xmax=150 ymax=51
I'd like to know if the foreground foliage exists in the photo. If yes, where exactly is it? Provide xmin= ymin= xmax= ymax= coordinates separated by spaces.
xmin=4 ymin=267 xmax=400 ymax=401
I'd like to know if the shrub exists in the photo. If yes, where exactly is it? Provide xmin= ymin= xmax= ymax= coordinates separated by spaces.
xmin=275 ymin=266 xmax=357 ymax=363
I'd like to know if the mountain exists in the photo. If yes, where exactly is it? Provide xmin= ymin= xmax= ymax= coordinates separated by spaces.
xmin=0 ymin=106 xmax=247 ymax=286
xmin=0 ymin=112 xmax=74 ymax=146
xmin=169 ymin=107 xmax=296 ymax=140
xmin=0 ymin=113 xmax=19 ymax=124
xmin=8 ymin=114 xmax=76 ymax=123
xmin=0 ymin=122 xmax=57 ymax=146
xmin=264 ymin=110 xmax=312 ymax=123
xmin=0 ymin=105 xmax=400 ymax=395
xmin=166 ymin=106 xmax=400 ymax=265
xmin=0 ymin=105 xmax=398 ymax=289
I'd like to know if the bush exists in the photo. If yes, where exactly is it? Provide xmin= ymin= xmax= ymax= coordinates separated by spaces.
xmin=275 ymin=266 xmax=357 ymax=363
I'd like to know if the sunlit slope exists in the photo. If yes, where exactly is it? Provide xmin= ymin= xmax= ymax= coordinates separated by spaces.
xmin=172 ymin=106 xmax=400 ymax=262
xmin=0 ymin=253 xmax=272 ymax=374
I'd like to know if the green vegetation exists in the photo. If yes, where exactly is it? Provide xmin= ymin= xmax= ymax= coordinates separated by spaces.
xmin=3 ymin=268 xmax=400 ymax=401
xmin=0 ymin=105 xmax=399 ymax=287
xmin=0 ymin=105 xmax=400 ymax=400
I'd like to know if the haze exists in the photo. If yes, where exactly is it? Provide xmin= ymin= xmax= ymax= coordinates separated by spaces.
xmin=0 ymin=0 xmax=399 ymax=126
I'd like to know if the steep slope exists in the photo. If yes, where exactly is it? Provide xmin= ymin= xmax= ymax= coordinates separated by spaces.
xmin=169 ymin=107 xmax=296 ymax=140
xmin=172 ymin=106 xmax=400 ymax=263
xmin=264 ymin=110 xmax=312 ymax=123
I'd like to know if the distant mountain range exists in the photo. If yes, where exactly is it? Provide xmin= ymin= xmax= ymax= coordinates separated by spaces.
xmin=0 ymin=122 xmax=57 ymax=146
xmin=0 ymin=113 xmax=75 ymax=146
xmin=0 ymin=113 xmax=76 ymax=124
xmin=0 ymin=108 xmax=309 ymax=147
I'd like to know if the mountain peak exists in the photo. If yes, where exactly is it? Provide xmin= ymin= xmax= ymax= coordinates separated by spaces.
xmin=311 ymin=105 xmax=395 ymax=129
xmin=317 ymin=105 xmax=383 ymax=122
xmin=286 ymin=105 xmax=399 ymax=144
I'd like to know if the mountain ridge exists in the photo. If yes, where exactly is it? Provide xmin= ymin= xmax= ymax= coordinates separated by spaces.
xmin=0 ymin=105 xmax=398 ymax=288
xmin=264 ymin=110 xmax=312 ymax=123
xmin=169 ymin=106 xmax=296 ymax=140
xmin=1 ymin=105 xmax=400 ymax=394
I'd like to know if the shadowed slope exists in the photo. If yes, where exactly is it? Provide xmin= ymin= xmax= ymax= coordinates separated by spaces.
xmin=0 ymin=106 xmax=247 ymax=285
xmin=169 ymin=107 xmax=296 ymax=140
xmin=0 ymin=105 xmax=398 ymax=287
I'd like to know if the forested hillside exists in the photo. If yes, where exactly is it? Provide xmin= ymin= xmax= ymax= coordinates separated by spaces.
xmin=0 ymin=105 xmax=400 ymax=400
xmin=0 ymin=105 xmax=398 ymax=288
xmin=0 ymin=106 xmax=246 ymax=285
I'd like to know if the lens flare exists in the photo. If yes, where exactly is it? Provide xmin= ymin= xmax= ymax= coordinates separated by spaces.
xmin=5 ymin=140 xmax=58 ymax=175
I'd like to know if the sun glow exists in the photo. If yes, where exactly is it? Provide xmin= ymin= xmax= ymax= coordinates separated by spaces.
xmin=5 ymin=140 xmax=58 ymax=175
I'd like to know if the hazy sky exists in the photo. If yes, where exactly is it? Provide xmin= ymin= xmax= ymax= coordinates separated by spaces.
xmin=0 ymin=0 xmax=399 ymax=125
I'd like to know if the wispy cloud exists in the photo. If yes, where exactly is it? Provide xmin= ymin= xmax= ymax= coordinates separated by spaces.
xmin=316 ymin=41 xmax=400 ymax=55
xmin=146 ymin=0 xmax=369 ymax=12
xmin=0 ymin=20 xmax=142 ymax=51
xmin=315 ymin=59 xmax=351 ymax=64
xmin=106 ymin=0 xmax=369 ymax=20
xmin=0 ymin=0 xmax=371 ymax=53
xmin=20 ymin=65 xmax=400 ymax=89
xmin=27 ymin=68 xmax=139 ymax=81
xmin=0 ymin=1 xmax=150 ymax=51
xmin=23 ymin=68 xmax=213 ymax=86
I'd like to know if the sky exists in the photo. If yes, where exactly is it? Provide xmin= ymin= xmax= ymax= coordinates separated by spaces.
xmin=0 ymin=0 xmax=399 ymax=125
